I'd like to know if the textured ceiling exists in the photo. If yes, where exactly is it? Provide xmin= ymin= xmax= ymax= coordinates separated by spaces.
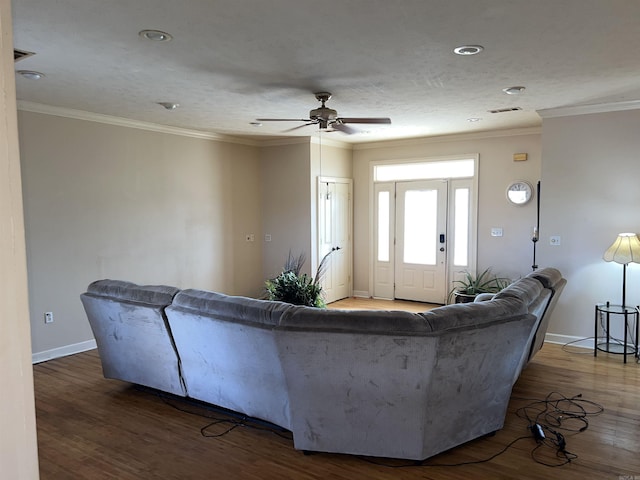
xmin=11 ymin=0 xmax=640 ymax=143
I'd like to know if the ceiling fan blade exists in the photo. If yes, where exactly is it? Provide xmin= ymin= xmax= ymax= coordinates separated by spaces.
xmin=256 ymin=118 xmax=311 ymax=122
xmin=332 ymin=123 xmax=358 ymax=135
xmin=283 ymin=122 xmax=316 ymax=132
xmin=338 ymin=117 xmax=391 ymax=124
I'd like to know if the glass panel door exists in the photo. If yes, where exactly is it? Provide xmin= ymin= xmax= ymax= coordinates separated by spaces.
xmin=395 ymin=180 xmax=447 ymax=303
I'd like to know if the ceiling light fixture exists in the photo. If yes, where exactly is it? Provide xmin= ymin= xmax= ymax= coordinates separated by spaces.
xmin=17 ymin=70 xmax=45 ymax=80
xmin=503 ymin=86 xmax=526 ymax=95
xmin=250 ymin=122 xmax=262 ymax=127
xmin=157 ymin=102 xmax=179 ymax=110
xmin=467 ymin=117 xmax=482 ymax=122
xmin=453 ymin=45 xmax=484 ymax=56
xmin=139 ymin=29 xmax=173 ymax=42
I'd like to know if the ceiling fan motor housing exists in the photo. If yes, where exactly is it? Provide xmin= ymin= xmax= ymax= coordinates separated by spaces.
xmin=309 ymin=107 xmax=338 ymax=122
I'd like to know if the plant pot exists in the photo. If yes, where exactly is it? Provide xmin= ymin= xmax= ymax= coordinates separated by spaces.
xmin=453 ymin=292 xmax=477 ymax=304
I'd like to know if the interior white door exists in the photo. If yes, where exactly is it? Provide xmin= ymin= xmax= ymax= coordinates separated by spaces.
xmin=394 ymin=180 xmax=448 ymax=303
xmin=318 ymin=179 xmax=352 ymax=304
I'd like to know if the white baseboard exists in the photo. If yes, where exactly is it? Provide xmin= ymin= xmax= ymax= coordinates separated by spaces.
xmin=353 ymin=290 xmax=370 ymax=298
xmin=32 ymin=339 xmax=97 ymax=364
xmin=544 ymin=333 xmax=593 ymax=350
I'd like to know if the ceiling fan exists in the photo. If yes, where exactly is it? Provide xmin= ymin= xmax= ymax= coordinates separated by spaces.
xmin=256 ymin=92 xmax=391 ymax=134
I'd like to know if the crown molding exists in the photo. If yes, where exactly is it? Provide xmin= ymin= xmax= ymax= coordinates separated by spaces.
xmin=16 ymin=101 xmax=259 ymax=146
xmin=258 ymin=136 xmax=311 ymax=147
xmin=353 ymin=126 xmax=541 ymax=151
xmin=259 ymin=135 xmax=350 ymax=149
xmin=538 ymin=100 xmax=640 ymax=119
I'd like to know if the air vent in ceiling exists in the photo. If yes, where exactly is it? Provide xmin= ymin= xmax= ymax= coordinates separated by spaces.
xmin=14 ymin=48 xmax=35 ymax=62
xmin=488 ymin=107 xmax=523 ymax=114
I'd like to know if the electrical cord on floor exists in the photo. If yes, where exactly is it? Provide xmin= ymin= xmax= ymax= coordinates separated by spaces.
xmin=140 ymin=386 xmax=602 ymax=469
xmin=139 ymin=386 xmax=293 ymax=441
xmin=364 ymin=392 xmax=603 ymax=469
xmin=358 ymin=435 xmax=532 ymax=468
xmin=514 ymin=391 xmax=603 ymax=467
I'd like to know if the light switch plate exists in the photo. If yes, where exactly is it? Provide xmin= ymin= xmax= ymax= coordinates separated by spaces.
xmin=491 ymin=227 xmax=503 ymax=237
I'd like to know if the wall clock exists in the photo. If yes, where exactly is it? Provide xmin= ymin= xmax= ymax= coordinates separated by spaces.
xmin=506 ymin=180 xmax=533 ymax=205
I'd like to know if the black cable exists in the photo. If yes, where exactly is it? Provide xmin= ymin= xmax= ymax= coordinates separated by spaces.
xmin=143 ymin=386 xmax=601 ymax=469
xmin=360 ymin=436 xmax=531 ymax=468
xmin=144 ymin=387 xmax=293 ymax=441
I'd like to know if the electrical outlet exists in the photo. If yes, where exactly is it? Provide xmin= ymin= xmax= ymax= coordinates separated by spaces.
xmin=550 ymin=235 xmax=561 ymax=246
xmin=44 ymin=311 xmax=54 ymax=324
xmin=245 ymin=234 xmax=255 ymax=242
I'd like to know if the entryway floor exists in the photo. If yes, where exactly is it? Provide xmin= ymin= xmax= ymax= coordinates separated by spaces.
xmin=327 ymin=297 xmax=439 ymax=313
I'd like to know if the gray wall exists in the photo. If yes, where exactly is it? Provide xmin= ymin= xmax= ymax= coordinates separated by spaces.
xmin=19 ymin=111 xmax=263 ymax=356
xmin=21 ymin=105 xmax=635 ymax=358
xmin=540 ymin=108 xmax=640 ymax=342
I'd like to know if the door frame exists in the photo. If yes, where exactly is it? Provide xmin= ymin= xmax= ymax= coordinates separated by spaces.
xmin=368 ymin=155 xmax=479 ymax=301
xmin=317 ymin=176 xmax=353 ymax=303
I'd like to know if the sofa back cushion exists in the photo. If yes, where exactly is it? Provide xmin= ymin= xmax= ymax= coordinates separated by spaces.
xmin=166 ymin=289 xmax=294 ymax=428
xmin=81 ymin=279 xmax=185 ymax=396
xmin=421 ymin=296 xmax=528 ymax=331
xmin=171 ymin=289 xmax=294 ymax=326
xmin=279 ymin=306 xmax=432 ymax=334
xmin=85 ymin=279 xmax=179 ymax=305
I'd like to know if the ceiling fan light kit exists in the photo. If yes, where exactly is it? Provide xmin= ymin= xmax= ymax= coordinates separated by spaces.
xmin=257 ymin=91 xmax=391 ymax=135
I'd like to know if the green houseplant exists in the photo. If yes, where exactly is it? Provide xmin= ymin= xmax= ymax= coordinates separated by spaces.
xmin=265 ymin=251 xmax=333 ymax=308
xmin=447 ymin=268 xmax=510 ymax=304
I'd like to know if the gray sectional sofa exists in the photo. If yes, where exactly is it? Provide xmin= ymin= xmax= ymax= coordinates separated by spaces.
xmin=81 ymin=267 xmax=565 ymax=461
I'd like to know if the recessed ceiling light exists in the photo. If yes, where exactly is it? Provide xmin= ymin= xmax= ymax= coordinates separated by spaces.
xmin=453 ymin=45 xmax=484 ymax=56
xmin=139 ymin=29 xmax=173 ymax=42
xmin=157 ymin=102 xmax=179 ymax=110
xmin=250 ymin=122 xmax=263 ymax=127
xmin=467 ymin=117 xmax=482 ymax=122
xmin=503 ymin=86 xmax=526 ymax=95
xmin=17 ymin=70 xmax=45 ymax=80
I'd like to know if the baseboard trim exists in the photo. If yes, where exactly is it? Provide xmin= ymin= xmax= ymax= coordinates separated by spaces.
xmin=544 ymin=333 xmax=593 ymax=350
xmin=352 ymin=290 xmax=370 ymax=298
xmin=32 ymin=339 xmax=97 ymax=364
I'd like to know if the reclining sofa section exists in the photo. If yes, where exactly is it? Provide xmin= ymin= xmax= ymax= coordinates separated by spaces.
xmin=81 ymin=267 xmax=565 ymax=461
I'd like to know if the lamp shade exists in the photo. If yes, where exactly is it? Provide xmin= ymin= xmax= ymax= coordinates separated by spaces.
xmin=603 ymin=233 xmax=640 ymax=265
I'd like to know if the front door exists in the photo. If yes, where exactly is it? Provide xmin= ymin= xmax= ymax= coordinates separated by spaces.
xmin=394 ymin=180 xmax=448 ymax=303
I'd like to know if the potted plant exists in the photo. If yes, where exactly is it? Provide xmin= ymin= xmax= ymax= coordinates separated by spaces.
xmin=447 ymin=268 xmax=510 ymax=304
xmin=265 ymin=251 xmax=333 ymax=308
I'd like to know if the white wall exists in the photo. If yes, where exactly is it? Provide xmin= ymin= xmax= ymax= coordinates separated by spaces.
xmin=352 ymin=129 xmax=542 ymax=296
xmin=540 ymin=108 xmax=640 ymax=341
xmin=19 ymin=111 xmax=263 ymax=357
xmin=0 ymin=0 xmax=40 ymax=475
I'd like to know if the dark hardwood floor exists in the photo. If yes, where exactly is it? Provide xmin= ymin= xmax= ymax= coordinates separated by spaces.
xmin=33 ymin=306 xmax=640 ymax=479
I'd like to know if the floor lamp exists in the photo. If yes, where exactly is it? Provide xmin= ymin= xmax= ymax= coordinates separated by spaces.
xmin=603 ymin=232 xmax=640 ymax=307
